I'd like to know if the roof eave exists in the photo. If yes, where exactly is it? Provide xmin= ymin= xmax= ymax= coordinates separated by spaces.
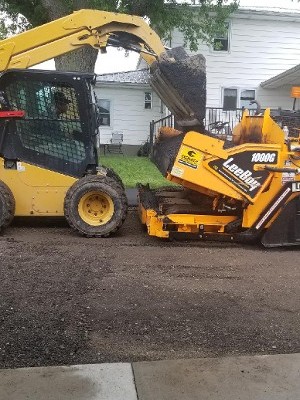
xmin=261 ymin=64 xmax=300 ymax=89
xmin=233 ymin=8 xmax=300 ymax=21
xmin=95 ymin=81 xmax=151 ymax=88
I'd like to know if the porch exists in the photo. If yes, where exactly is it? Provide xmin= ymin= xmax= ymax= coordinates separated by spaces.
xmin=148 ymin=106 xmax=300 ymax=154
xmin=149 ymin=107 xmax=253 ymax=152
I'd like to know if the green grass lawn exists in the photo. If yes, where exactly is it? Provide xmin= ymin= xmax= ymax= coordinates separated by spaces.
xmin=100 ymin=155 xmax=174 ymax=188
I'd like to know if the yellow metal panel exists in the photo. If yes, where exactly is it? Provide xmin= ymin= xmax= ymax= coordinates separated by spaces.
xmin=0 ymin=158 xmax=76 ymax=216
xmin=139 ymin=203 xmax=236 ymax=238
xmin=183 ymin=131 xmax=228 ymax=159
xmin=242 ymin=175 xmax=282 ymax=228
xmin=6 ymin=29 xmax=92 ymax=69
xmin=0 ymin=42 xmax=15 ymax=70
xmin=0 ymin=9 xmax=165 ymax=71
xmin=31 ymin=189 xmax=66 ymax=214
xmin=232 ymin=109 xmax=284 ymax=146
xmin=170 ymin=128 xmax=282 ymax=203
xmin=242 ymin=140 xmax=300 ymax=228
xmin=262 ymin=109 xmax=285 ymax=144
xmin=170 ymin=137 xmax=245 ymax=201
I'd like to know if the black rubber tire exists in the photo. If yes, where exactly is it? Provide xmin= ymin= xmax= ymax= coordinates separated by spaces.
xmin=0 ymin=181 xmax=15 ymax=230
xmin=101 ymin=165 xmax=125 ymax=190
xmin=64 ymin=175 xmax=128 ymax=237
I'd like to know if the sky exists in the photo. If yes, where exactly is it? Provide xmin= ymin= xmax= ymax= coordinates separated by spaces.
xmin=32 ymin=0 xmax=300 ymax=75
xmin=34 ymin=48 xmax=140 ymax=75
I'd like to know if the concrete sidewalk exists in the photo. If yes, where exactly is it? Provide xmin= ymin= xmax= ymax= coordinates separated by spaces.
xmin=1 ymin=353 xmax=300 ymax=400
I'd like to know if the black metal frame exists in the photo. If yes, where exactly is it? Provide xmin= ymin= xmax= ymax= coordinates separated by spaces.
xmin=0 ymin=69 xmax=99 ymax=178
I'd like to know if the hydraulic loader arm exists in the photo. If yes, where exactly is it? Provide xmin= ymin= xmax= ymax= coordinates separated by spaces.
xmin=0 ymin=9 xmax=165 ymax=71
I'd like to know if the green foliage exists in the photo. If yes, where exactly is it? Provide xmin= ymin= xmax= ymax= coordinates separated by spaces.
xmin=0 ymin=0 xmax=238 ymax=51
xmin=0 ymin=7 xmax=30 ymax=39
xmin=0 ymin=1 xmax=47 ymax=29
xmin=0 ymin=20 xmax=8 ymax=40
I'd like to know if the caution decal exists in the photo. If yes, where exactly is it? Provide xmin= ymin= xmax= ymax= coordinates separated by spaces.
xmin=178 ymin=146 xmax=202 ymax=169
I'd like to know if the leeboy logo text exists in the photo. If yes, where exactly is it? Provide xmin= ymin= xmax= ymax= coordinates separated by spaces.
xmin=223 ymin=157 xmax=261 ymax=192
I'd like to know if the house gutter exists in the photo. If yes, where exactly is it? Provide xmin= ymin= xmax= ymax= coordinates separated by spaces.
xmin=95 ymin=81 xmax=151 ymax=89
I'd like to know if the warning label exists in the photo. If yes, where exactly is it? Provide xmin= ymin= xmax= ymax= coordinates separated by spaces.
xmin=178 ymin=146 xmax=202 ymax=169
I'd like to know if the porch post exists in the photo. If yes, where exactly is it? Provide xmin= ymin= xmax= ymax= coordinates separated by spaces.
xmin=149 ymin=119 xmax=155 ymax=157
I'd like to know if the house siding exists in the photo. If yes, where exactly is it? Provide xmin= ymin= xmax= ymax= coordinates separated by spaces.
xmin=171 ymin=12 xmax=300 ymax=109
xmin=94 ymin=85 xmax=163 ymax=145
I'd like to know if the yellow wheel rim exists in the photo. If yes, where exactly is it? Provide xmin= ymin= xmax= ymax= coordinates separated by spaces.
xmin=78 ymin=191 xmax=114 ymax=226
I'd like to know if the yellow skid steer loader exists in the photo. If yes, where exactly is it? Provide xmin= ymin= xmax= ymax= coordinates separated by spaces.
xmin=0 ymin=9 xmax=205 ymax=237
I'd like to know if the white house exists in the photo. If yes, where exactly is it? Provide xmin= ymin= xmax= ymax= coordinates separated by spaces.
xmin=96 ymin=4 xmax=300 ymax=151
xmin=170 ymin=5 xmax=300 ymax=111
xmin=95 ymin=69 xmax=165 ymax=153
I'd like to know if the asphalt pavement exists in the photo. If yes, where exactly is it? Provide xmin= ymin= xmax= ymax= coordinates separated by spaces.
xmin=126 ymin=188 xmax=138 ymax=206
xmin=1 ymin=208 xmax=300 ymax=398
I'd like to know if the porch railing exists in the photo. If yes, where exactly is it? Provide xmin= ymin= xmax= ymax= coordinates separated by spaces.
xmin=149 ymin=107 xmax=257 ymax=152
xmin=204 ymin=107 xmax=254 ymax=131
xmin=149 ymin=107 xmax=300 ymax=154
xmin=149 ymin=114 xmax=175 ymax=148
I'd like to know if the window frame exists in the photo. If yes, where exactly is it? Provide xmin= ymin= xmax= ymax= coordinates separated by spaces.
xmin=212 ymin=21 xmax=230 ymax=53
xmin=222 ymin=87 xmax=238 ymax=111
xmin=240 ymin=89 xmax=256 ymax=109
xmin=144 ymin=91 xmax=152 ymax=109
xmin=222 ymin=87 xmax=256 ymax=110
xmin=98 ymin=98 xmax=112 ymax=127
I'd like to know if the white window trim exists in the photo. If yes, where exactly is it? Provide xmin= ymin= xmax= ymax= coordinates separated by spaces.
xmin=144 ymin=91 xmax=152 ymax=110
xmin=211 ymin=21 xmax=231 ymax=54
xmin=221 ymin=87 xmax=256 ymax=109
xmin=98 ymin=98 xmax=113 ymax=129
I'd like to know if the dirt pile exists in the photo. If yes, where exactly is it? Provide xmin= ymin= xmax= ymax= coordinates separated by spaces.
xmin=150 ymin=47 xmax=206 ymax=125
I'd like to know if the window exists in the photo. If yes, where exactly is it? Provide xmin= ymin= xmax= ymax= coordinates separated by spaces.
xmin=213 ymin=22 xmax=230 ymax=52
xmin=98 ymin=99 xmax=111 ymax=126
xmin=223 ymin=88 xmax=256 ymax=110
xmin=223 ymin=88 xmax=237 ymax=110
xmin=240 ymin=89 xmax=256 ymax=109
xmin=145 ymin=92 xmax=152 ymax=109
xmin=5 ymin=80 xmax=85 ymax=164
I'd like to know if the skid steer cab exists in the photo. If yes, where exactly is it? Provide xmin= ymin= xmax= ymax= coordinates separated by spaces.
xmin=0 ymin=69 xmax=127 ymax=236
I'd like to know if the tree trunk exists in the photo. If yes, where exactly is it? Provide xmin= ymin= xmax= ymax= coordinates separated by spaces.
xmin=39 ymin=0 xmax=98 ymax=73
xmin=54 ymin=47 xmax=98 ymax=73
xmin=39 ymin=0 xmax=69 ymax=19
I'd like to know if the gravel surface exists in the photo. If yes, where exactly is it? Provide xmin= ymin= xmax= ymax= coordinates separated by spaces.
xmin=1 ymin=210 xmax=300 ymax=369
